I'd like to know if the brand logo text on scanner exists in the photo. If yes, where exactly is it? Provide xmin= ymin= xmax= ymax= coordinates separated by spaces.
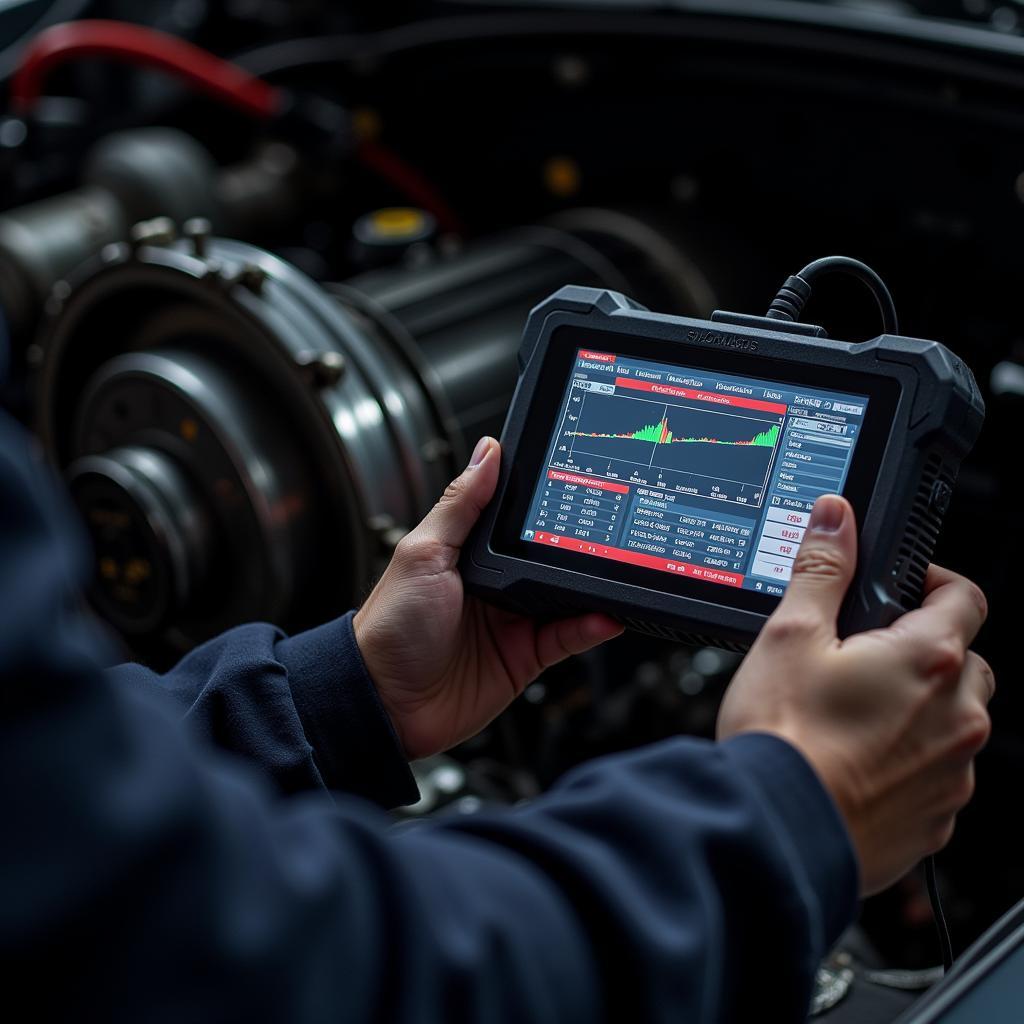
xmin=687 ymin=329 xmax=759 ymax=352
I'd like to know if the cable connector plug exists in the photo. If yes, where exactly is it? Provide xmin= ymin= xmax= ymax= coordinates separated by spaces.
xmin=766 ymin=275 xmax=812 ymax=323
xmin=766 ymin=255 xmax=899 ymax=335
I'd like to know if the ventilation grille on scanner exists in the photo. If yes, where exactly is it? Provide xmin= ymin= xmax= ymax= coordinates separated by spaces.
xmin=894 ymin=454 xmax=953 ymax=609
xmin=623 ymin=617 xmax=750 ymax=654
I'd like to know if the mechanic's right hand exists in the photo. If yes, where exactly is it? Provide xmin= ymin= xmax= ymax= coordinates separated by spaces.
xmin=717 ymin=494 xmax=994 ymax=896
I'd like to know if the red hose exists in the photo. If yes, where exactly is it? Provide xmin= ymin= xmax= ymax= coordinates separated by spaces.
xmin=10 ymin=20 xmax=283 ymax=118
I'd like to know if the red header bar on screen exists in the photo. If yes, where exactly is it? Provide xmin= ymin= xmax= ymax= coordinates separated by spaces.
xmin=614 ymin=376 xmax=788 ymax=415
xmin=578 ymin=350 xmax=616 ymax=363
xmin=547 ymin=469 xmax=629 ymax=494
xmin=530 ymin=533 xmax=744 ymax=589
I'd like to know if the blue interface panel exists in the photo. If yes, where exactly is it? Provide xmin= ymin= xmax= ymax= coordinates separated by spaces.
xmin=521 ymin=346 xmax=870 ymax=595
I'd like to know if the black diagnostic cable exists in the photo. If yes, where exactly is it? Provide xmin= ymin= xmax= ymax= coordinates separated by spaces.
xmin=766 ymin=255 xmax=900 ymax=334
xmin=770 ymin=255 xmax=956 ymax=973
xmin=926 ymin=856 xmax=956 ymax=972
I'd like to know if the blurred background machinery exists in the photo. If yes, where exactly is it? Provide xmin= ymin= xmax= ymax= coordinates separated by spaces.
xmin=3 ymin=3 xmax=1024 ymax=1015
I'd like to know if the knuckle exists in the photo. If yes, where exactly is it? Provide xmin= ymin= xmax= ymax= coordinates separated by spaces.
xmin=393 ymin=532 xmax=418 ymax=559
xmin=974 ymin=655 xmax=997 ymax=701
xmin=927 ymin=636 xmax=966 ymax=682
xmin=958 ymin=707 xmax=992 ymax=752
xmin=764 ymin=613 xmax=820 ymax=645
xmin=394 ymin=534 xmax=439 ymax=569
xmin=966 ymin=581 xmax=989 ymax=622
xmin=792 ymin=544 xmax=847 ymax=581
xmin=441 ymin=477 xmax=467 ymax=504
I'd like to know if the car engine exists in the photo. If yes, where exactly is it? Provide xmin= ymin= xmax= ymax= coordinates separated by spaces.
xmin=2 ymin=3 xmax=1023 ymax=1017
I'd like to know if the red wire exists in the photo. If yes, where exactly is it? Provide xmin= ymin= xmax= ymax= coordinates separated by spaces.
xmin=9 ymin=19 xmax=462 ymax=233
xmin=9 ymin=20 xmax=283 ymax=118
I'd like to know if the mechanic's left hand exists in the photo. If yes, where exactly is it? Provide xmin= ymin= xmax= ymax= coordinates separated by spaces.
xmin=354 ymin=437 xmax=623 ymax=759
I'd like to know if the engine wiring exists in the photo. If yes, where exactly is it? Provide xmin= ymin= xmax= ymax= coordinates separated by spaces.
xmin=6 ymin=18 xmax=462 ymax=234
xmin=0 ymin=0 xmax=91 ymax=81
xmin=9 ymin=19 xmax=282 ymax=118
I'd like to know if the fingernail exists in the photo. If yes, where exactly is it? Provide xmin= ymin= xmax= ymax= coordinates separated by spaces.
xmin=468 ymin=436 xmax=492 ymax=468
xmin=809 ymin=494 xmax=844 ymax=533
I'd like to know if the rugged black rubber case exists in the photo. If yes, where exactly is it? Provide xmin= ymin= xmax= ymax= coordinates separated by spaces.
xmin=462 ymin=287 xmax=985 ymax=650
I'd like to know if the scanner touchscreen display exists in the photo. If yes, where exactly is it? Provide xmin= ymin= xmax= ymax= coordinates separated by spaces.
xmin=520 ymin=347 xmax=870 ymax=596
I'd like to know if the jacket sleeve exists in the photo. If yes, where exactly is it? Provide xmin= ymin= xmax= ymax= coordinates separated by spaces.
xmin=107 ymin=613 xmax=419 ymax=806
xmin=0 ymin=410 xmax=859 ymax=1024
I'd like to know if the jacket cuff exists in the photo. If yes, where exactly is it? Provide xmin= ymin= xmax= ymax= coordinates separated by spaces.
xmin=721 ymin=732 xmax=859 ymax=951
xmin=276 ymin=612 xmax=419 ymax=808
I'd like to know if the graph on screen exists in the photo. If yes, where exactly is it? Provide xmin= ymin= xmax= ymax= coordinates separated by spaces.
xmin=569 ymin=416 xmax=780 ymax=449
xmin=550 ymin=390 xmax=784 ymax=506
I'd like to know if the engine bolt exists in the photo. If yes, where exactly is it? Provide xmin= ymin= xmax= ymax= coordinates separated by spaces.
xmin=295 ymin=349 xmax=346 ymax=387
xmin=238 ymin=262 xmax=268 ymax=294
xmin=130 ymin=216 xmax=176 ymax=250
xmin=183 ymin=217 xmax=211 ymax=258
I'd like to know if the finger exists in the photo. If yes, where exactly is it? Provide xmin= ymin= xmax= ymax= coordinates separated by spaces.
xmin=406 ymin=437 xmax=500 ymax=564
xmin=962 ymin=651 xmax=996 ymax=706
xmin=927 ymin=759 xmax=976 ymax=811
xmin=924 ymin=815 xmax=957 ymax=857
xmin=922 ymin=563 xmax=961 ymax=599
xmin=769 ymin=495 xmax=856 ymax=639
xmin=937 ymin=656 xmax=993 ymax=763
xmin=535 ymin=614 xmax=623 ymax=670
xmin=889 ymin=568 xmax=988 ymax=659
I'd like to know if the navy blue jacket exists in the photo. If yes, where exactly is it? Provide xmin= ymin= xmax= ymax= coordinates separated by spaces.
xmin=0 ymin=407 xmax=858 ymax=1022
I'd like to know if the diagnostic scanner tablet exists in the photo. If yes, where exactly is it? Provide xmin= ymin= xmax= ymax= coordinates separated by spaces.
xmin=461 ymin=274 xmax=984 ymax=651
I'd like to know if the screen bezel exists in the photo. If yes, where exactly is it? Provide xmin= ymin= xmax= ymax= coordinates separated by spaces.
xmin=491 ymin=324 xmax=901 ymax=616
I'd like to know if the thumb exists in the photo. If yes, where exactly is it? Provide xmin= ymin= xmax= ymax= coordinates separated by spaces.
xmin=411 ymin=436 xmax=500 ymax=560
xmin=774 ymin=494 xmax=857 ymax=634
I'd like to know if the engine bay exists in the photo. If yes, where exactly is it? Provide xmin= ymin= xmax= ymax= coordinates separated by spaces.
xmin=2 ymin=3 xmax=1023 ymax=1014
